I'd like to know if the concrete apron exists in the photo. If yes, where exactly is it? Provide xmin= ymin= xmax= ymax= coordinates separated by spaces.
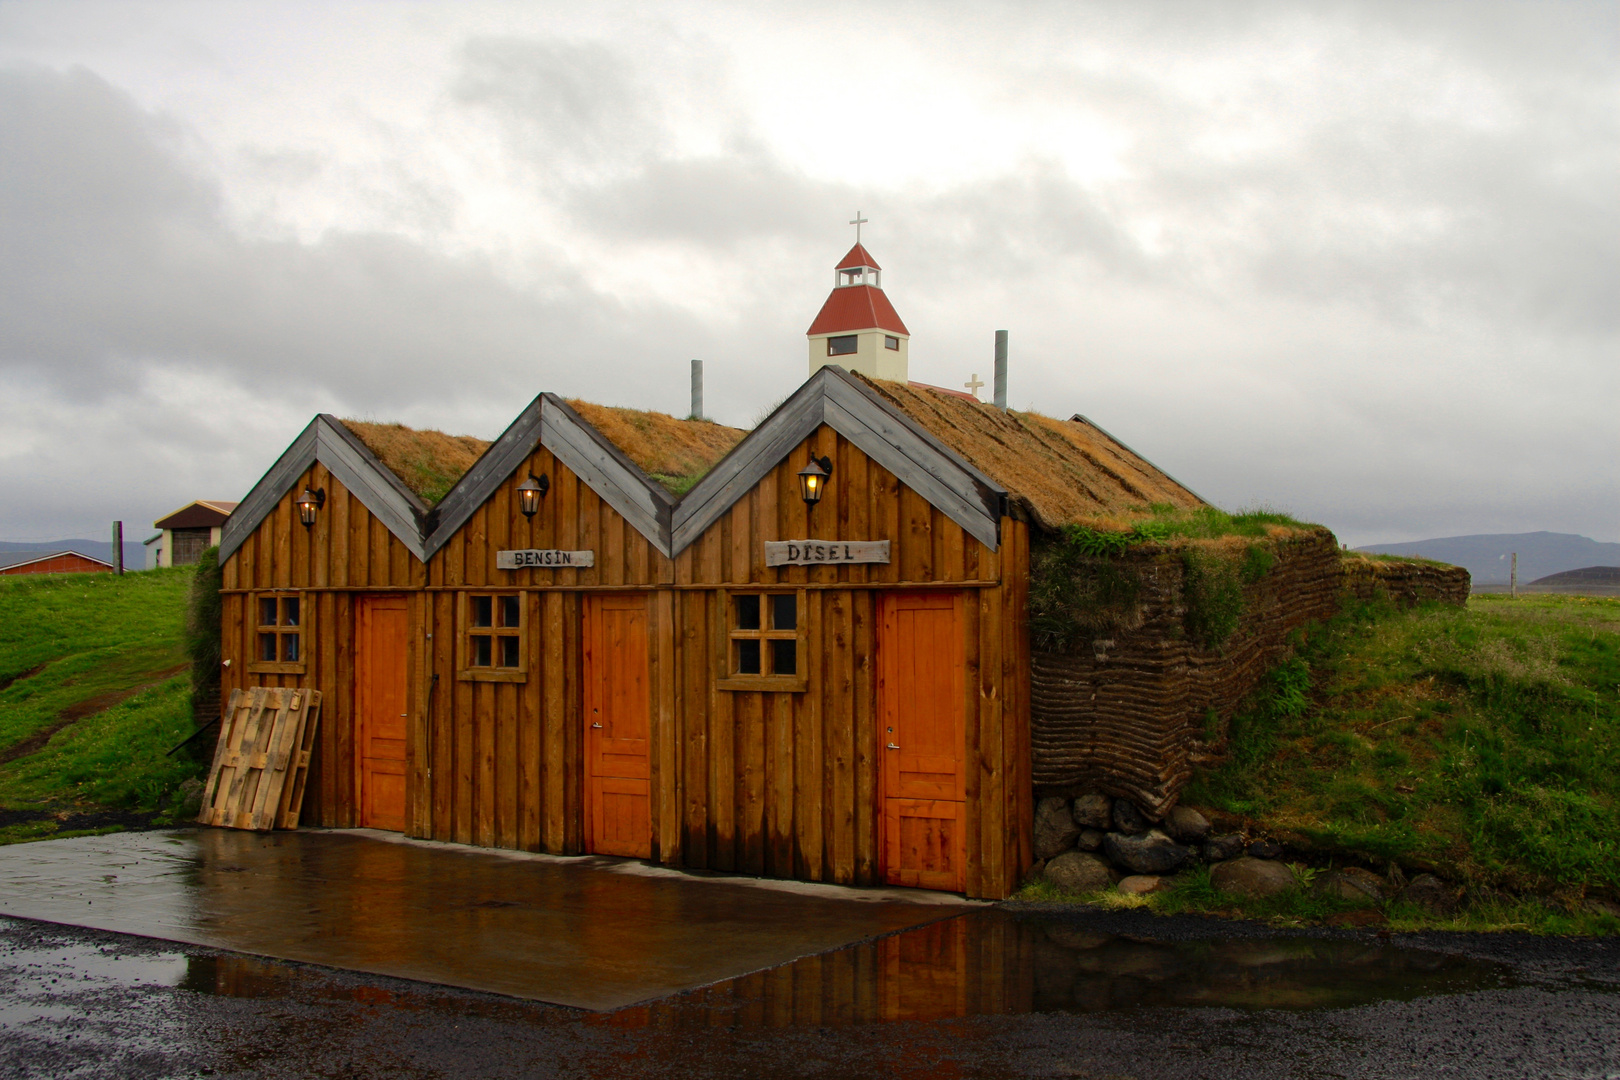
xmin=0 ymin=828 xmax=975 ymax=1011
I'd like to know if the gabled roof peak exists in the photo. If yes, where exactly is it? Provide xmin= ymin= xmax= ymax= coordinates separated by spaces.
xmin=836 ymin=243 xmax=881 ymax=271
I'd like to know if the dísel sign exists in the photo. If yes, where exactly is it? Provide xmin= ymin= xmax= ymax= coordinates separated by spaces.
xmin=763 ymin=540 xmax=890 ymax=566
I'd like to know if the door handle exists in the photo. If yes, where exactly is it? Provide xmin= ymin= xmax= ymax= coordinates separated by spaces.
xmin=592 ymin=722 xmax=603 ymax=729
xmin=886 ymin=742 xmax=899 ymax=750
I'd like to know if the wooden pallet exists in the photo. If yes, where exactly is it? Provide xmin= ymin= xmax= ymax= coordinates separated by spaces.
xmin=198 ymin=687 xmax=323 ymax=831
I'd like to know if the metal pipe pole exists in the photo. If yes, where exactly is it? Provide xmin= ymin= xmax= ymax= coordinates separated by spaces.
xmin=112 ymin=520 xmax=124 ymax=575
xmin=690 ymin=359 xmax=703 ymax=420
xmin=993 ymin=330 xmax=1008 ymax=410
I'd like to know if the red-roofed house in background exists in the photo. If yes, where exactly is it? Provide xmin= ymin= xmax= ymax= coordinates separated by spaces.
xmin=0 ymin=550 xmax=114 ymax=576
xmin=152 ymin=500 xmax=238 ymax=567
xmin=807 ymin=217 xmax=911 ymax=382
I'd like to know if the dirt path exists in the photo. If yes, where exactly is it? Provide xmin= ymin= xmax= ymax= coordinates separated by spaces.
xmin=0 ymin=664 xmax=46 ymax=694
xmin=0 ymin=663 xmax=190 ymax=767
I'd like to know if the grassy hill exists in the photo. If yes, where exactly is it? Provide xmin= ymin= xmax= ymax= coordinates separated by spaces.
xmin=0 ymin=567 xmax=203 ymax=843
xmin=1025 ymin=592 xmax=1619 ymax=934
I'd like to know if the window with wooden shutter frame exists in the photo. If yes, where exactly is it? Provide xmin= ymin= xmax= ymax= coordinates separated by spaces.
xmin=457 ymin=592 xmax=528 ymax=682
xmin=716 ymin=589 xmax=808 ymax=692
xmin=247 ymin=592 xmax=307 ymax=675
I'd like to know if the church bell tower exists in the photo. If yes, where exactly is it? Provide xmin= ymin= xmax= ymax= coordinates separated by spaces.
xmin=807 ymin=213 xmax=910 ymax=381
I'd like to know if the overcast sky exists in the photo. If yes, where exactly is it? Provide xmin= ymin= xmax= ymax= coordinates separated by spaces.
xmin=0 ymin=1 xmax=1614 ymax=548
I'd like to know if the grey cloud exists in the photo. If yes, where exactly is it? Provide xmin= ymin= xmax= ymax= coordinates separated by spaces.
xmin=452 ymin=38 xmax=660 ymax=170
xmin=0 ymin=64 xmax=719 ymax=411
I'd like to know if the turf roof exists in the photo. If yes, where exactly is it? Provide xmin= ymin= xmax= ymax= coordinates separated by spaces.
xmin=854 ymin=375 xmax=1205 ymax=532
xmin=340 ymin=421 xmax=492 ymax=507
xmin=564 ymin=401 xmax=746 ymax=495
xmin=341 ymin=378 xmax=1198 ymax=531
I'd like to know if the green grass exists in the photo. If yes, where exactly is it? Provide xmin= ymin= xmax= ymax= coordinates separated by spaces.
xmin=1016 ymin=592 xmax=1620 ymax=934
xmin=1183 ymin=593 xmax=1620 ymax=915
xmin=0 ymin=568 xmax=201 ymax=842
xmin=1014 ymin=862 xmax=1620 ymax=936
xmin=0 ymin=672 xmax=197 ymax=813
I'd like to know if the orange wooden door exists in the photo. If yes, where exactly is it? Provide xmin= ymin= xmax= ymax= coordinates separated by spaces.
xmin=584 ymin=594 xmax=652 ymax=858
xmin=879 ymin=591 xmax=966 ymax=891
xmin=356 ymin=595 xmax=409 ymax=832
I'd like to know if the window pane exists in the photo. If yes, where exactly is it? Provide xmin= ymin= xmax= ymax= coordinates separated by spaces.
xmin=259 ymin=633 xmax=278 ymax=662
xmin=770 ymin=594 xmax=797 ymax=631
xmin=771 ymin=638 xmax=797 ymax=676
xmin=735 ymin=594 xmax=760 ymax=630
xmin=282 ymin=633 xmax=300 ymax=663
xmin=499 ymin=595 xmax=521 ymax=628
xmin=472 ymin=635 xmax=492 ymax=667
xmin=472 ymin=596 xmax=493 ymax=628
xmin=827 ymin=335 xmax=858 ymax=356
xmin=500 ymin=636 xmax=520 ymax=668
xmin=735 ymin=639 xmax=761 ymax=675
xmin=282 ymin=597 xmax=300 ymax=627
xmin=885 ymin=335 xmax=900 ymax=350
xmin=260 ymin=598 xmax=277 ymax=627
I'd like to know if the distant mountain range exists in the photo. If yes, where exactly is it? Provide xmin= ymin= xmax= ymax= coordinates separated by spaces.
xmin=0 ymin=539 xmax=149 ymax=569
xmin=1355 ymin=532 xmax=1620 ymax=585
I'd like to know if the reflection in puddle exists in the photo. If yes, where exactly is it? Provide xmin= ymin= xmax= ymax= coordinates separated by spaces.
xmin=170 ymin=910 xmax=1508 ymax=1027
xmin=629 ymin=911 xmax=1509 ymax=1027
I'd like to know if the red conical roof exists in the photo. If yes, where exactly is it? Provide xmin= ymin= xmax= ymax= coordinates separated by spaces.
xmin=836 ymin=243 xmax=881 ymax=271
xmin=807 ymin=284 xmax=909 ymax=336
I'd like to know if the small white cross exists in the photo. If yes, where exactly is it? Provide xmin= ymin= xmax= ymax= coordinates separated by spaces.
xmin=964 ymin=373 xmax=985 ymax=399
xmin=849 ymin=211 xmax=868 ymax=244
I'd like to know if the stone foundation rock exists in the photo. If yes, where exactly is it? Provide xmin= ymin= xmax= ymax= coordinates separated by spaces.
xmin=1211 ymin=857 xmax=1296 ymax=899
xmin=1045 ymin=851 xmax=1117 ymax=894
xmin=1103 ymin=830 xmax=1190 ymax=875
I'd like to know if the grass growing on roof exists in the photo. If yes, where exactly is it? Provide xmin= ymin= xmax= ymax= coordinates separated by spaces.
xmin=1184 ymin=593 xmax=1620 ymax=899
xmin=566 ymin=400 xmax=745 ymax=496
xmin=340 ymin=421 xmax=491 ymax=506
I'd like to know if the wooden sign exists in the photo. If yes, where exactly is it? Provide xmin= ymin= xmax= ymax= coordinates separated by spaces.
xmin=764 ymin=540 xmax=890 ymax=567
xmin=496 ymin=549 xmax=596 ymax=569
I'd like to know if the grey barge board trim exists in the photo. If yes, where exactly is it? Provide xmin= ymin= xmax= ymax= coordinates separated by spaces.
xmin=220 ymin=416 xmax=431 ymax=562
xmin=673 ymin=366 xmax=1006 ymax=554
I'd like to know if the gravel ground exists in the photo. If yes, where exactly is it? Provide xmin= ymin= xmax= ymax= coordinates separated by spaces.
xmin=1 ymin=913 xmax=1616 ymax=1080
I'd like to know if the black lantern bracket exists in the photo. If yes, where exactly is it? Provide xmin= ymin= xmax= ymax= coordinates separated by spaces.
xmin=296 ymin=487 xmax=326 ymax=528
xmin=516 ymin=472 xmax=551 ymax=517
xmin=797 ymin=454 xmax=834 ymax=506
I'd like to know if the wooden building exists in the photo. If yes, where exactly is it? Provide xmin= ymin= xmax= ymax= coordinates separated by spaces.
xmin=152 ymin=500 xmax=239 ymax=567
xmin=217 ymin=237 xmax=1211 ymax=899
xmin=0 ymin=549 xmax=114 ymax=576
xmin=218 ymin=366 xmax=1207 ymax=900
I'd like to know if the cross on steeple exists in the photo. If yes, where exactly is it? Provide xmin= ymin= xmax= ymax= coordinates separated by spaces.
xmin=849 ymin=211 xmax=868 ymax=244
xmin=964 ymin=373 xmax=985 ymax=399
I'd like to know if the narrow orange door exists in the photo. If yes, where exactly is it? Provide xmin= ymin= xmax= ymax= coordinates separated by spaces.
xmin=356 ymin=595 xmax=409 ymax=832
xmin=879 ymin=591 xmax=966 ymax=891
xmin=584 ymin=594 xmax=652 ymax=858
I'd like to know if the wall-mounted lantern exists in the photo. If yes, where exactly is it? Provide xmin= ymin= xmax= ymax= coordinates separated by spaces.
xmin=295 ymin=487 xmax=325 ymax=528
xmin=797 ymin=455 xmax=833 ymax=506
xmin=516 ymin=473 xmax=550 ymax=517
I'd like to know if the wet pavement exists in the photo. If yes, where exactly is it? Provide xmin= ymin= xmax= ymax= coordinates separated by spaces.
xmin=2 ymin=908 xmax=1617 ymax=1078
xmin=0 ymin=830 xmax=1617 ymax=1078
xmin=0 ymin=829 xmax=964 ymax=1009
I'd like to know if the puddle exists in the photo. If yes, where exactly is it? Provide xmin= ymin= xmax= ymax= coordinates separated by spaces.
xmin=628 ymin=910 xmax=1512 ymax=1026
xmin=2 ymin=909 xmax=1511 ymax=1040
xmin=149 ymin=910 xmax=1509 ymax=1028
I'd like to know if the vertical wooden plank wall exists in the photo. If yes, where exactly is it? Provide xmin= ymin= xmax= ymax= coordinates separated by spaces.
xmin=219 ymin=427 xmax=1031 ymax=899
xmin=421 ymin=446 xmax=671 ymax=856
xmin=219 ymin=465 xmax=426 ymax=828
xmin=666 ymin=425 xmax=1029 ymax=899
